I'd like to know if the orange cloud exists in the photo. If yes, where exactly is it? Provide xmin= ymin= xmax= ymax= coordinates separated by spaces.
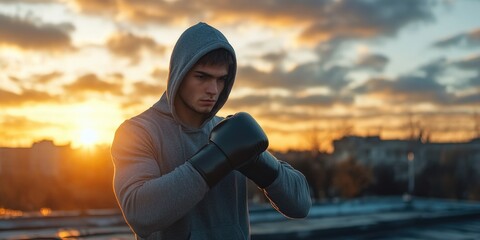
xmin=71 ymin=0 xmax=117 ymax=14
xmin=0 ymin=115 xmax=55 ymax=146
xmin=119 ymin=80 xmax=165 ymax=110
xmin=106 ymin=32 xmax=165 ymax=65
xmin=151 ymin=68 xmax=168 ymax=81
xmin=71 ymin=0 xmax=190 ymax=23
xmin=0 ymin=88 xmax=61 ymax=107
xmin=0 ymin=13 xmax=74 ymax=51
xmin=63 ymin=73 xmax=123 ymax=96
xmin=0 ymin=0 xmax=56 ymax=4
xmin=131 ymin=81 xmax=164 ymax=97
xmin=32 ymin=71 xmax=63 ymax=84
xmin=0 ymin=115 xmax=51 ymax=133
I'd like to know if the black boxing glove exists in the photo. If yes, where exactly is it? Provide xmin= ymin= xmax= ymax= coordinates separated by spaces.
xmin=239 ymin=151 xmax=280 ymax=188
xmin=188 ymin=112 xmax=268 ymax=188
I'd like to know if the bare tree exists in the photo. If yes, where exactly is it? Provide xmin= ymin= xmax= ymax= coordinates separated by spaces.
xmin=474 ymin=111 xmax=480 ymax=139
xmin=406 ymin=112 xmax=430 ymax=142
xmin=309 ymin=124 xmax=321 ymax=158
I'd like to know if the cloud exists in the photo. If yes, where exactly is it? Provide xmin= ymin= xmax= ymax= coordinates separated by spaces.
xmin=7 ymin=71 xmax=63 ymax=90
xmin=151 ymin=68 xmax=168 ymax=81
xmin=0 ymin=0 xmax=57 ymax=4
xmin=0 ymin=88 xmax=60 ymax=106
xmin=32 ymin=71 xmax=63 ymax=84
xmin=0 ymin=115 xmax=53 ymax=141
xmin=314 ymin=39 xmax=347 ymax=65
xmin=8 ymin=75 xmax=21 ymax=83
xmin=69 ymin=0 xmax=116 ymax=14
xmin=354 ymin=74 xmax=452 ymax=105
xmin=106 ymin=31 xmax=165 ymax=65
xmin=225 ymin=92 xmax=352 ymax=110
xmin=297 ymin=0 xmax=434 ymax=43
xmin=70 ymin=0 xmax=434 ymax=45
xmin=63 ymin=73 xmax=123 ymax=96
xmin=225 ymin=94 xmax=272 ymax=109
xmin=454 ymin=92 xmax=480 ymax=105
xmin=468 ymin=74 xmax=480 ymax=88
xmin=253 ymin=107 xmax=360 ymax=124
xmin=119 ymin=80 xmax=165 ymax=109
xmin=237 ymin=63 xmax=350 ymax=91
xmin=131 ymin=81 xmax=164 ymax=97
xmin=0 ymin=115 xmax=50 ymax=131
xmin=355 ymin=53 xmax=389 ymax=72
xmin=432 ymin=28 xmax=480 ymax=48
xmin=416 ymin=57 xmax=448 ymax=80
xmin=279 ymin=94 xmax=353 ymax=107
xmin=71 ymin=0 xmax=193 ymax=23
xmin=453 ymin=55 xmax=480 ymax=71
xmin=256 ymin=110 xmax=318 ymax=123
xmin=0 ymin=12 xmax=74 ymax=51
xmin=352 ymin=56 xmax=480 ymax=107
xmin=452 ymin=55 xmax=480 ymax=89
xmin=260 ymin=51 xmax=288 ymax=66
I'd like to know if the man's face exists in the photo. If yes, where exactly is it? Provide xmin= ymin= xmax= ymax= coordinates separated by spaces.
xmin=175 ymin=63 xmax=228 ymax=121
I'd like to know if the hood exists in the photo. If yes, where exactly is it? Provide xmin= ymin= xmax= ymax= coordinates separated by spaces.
xmin=154 ymin=22 xmax=237 ymax=129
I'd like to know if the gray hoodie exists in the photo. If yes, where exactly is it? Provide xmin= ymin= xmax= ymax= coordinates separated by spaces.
xmin=111 ymin=22 xmax=311 ymax=240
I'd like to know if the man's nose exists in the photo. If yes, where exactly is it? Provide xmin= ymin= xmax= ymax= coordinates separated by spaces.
xmin=206 ymin=80 xmax=219 ymax=95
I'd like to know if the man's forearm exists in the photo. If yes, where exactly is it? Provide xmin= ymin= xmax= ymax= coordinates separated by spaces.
xmin=262 ymin=159 xmax=312 ymax=218
xmin=114 ymin=162 xmax=208 ymax=238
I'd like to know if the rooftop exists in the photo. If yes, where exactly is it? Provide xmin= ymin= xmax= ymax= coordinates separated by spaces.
xmin=1 ymin=197 xmax=480 ymax=239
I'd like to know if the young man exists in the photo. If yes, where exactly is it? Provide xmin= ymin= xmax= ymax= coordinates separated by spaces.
xmin=111 ymin=22 xmax=311 ymax=240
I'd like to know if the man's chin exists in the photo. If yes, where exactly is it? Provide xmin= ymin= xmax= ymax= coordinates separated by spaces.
xmin=196 ymin=107 xmax=214 ymax=115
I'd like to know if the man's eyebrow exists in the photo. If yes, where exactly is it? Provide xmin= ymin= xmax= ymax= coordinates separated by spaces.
xmin=194 ymin=70 xmax=228 ymax=78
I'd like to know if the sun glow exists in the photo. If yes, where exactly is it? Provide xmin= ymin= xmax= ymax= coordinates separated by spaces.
xmin=79 ymin=127 xmax=99 ymax=147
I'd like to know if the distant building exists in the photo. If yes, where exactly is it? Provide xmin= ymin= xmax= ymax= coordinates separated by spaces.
xmin=331 ymin=136 xmax=480 ymax=183
xmin=0 ymin=147 xmax=30 ymax=176
xmin=0 ymin=140 xmax=71 ymax=177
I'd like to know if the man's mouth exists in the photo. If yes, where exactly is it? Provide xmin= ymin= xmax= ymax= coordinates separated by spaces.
xmin=200 ymin=99 xmax=216 ymax=105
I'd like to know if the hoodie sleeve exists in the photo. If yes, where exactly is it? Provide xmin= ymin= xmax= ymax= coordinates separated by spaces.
xmin=260 ymin=151 xmax=312 ymax=218
xmin=111 ymin=120 xmax=209 ymax=238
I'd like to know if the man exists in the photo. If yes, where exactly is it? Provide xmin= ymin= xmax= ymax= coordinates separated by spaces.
xmin=111 ymin=22 xmax=311 ymax=240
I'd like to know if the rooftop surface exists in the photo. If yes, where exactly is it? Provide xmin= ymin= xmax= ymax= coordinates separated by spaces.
xmin=1 ymin=197 xmax=480 ymax=239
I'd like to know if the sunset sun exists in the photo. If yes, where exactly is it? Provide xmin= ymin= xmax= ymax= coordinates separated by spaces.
xmin=79 ymin=128 xmax=99 ymax=147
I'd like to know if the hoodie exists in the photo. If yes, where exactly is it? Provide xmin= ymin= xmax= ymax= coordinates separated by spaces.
xmin=111 ymin=22 xmax=311 ymax=240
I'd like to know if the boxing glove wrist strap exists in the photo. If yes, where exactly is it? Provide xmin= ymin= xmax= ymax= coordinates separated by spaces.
xmin=241 ymin=153 xmax=280 ymax=188
xmin=188 ymin=144 xmax=231 ymax=188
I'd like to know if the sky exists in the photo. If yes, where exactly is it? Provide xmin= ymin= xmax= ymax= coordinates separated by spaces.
xmin=0 ymin=0 xmax=479 ymax=151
